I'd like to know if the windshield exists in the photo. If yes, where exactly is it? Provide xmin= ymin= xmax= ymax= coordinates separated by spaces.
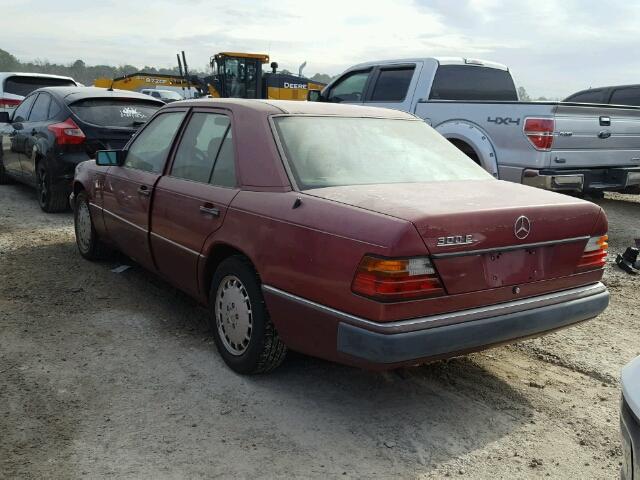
xmin=69 ymin=98 xmax=161 ymax=128
xmin=4 ymin=75 xmax=76 ymax=97
xmin=273 ymin=116 xmax=492 ymax=189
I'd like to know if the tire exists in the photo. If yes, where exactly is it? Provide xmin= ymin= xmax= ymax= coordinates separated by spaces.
xmin=0 ymin=154 xmax=12 ymax=184
xmin=209 ymin=256 xmax=287 ymax=374
xmin=74 ymin=191 xmax=110 ymax=261
xmin=36 ymin=161 xmax=69 ymax=213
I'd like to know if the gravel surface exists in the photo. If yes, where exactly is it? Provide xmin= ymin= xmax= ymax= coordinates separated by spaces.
xmin=1 ymin=183 xmax=638 ymax=479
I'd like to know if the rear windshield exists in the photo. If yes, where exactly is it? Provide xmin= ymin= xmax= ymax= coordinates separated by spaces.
xmin=69 ymin=99 xmax=161 ymax=127
xmin=274 ymin=116 xmax=491 ymax=190
xmin=4 ymin=76 xmax=76 ymax=97
xmin=429 ymin=65 xmax=517 ymax=101
xmin=159 ymin=91 xmax=183 ymax=101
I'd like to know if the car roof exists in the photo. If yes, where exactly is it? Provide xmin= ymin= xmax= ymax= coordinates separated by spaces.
xmin=0 ymin=71 xmax=76 ymax=82
xmin=566 ymin=84 xmax=640 ymax=97
xmin=171 ymin=98 xmax=419 ymax=119
xmin=35 ymin=86 xmax=166 ymax=104
xmin=347 ymin=57 xmax=509 ymax=71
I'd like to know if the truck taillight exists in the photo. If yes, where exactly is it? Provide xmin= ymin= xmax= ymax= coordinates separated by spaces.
xmin=524 ymin=117 xmax=554 ymax=151
xmin=576 ymin=235 xmax=608 ymax=272
xmin=47 ymin=118 xmax=86 ymax=145
xmin=352 ymin=256 xmax=445 ymax=302
xmin=0 ymin=97 xmax=21 ymax=109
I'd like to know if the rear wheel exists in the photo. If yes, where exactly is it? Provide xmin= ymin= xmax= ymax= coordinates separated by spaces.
xmin=210 ymin=256 xmax=287 ymax=374
xmin=36 ymin=162 xmax=69 ymax=213
xmin=0 ymin=154 xmax=12 ymax=184
xmin=74 ymin=191 xmax=109 ymax=260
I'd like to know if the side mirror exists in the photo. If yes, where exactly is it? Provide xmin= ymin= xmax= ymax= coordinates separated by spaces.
xmin=95 ymin=149 xmax=125 ymax=166
xmin=0 ymin=112 xmax=10 ymax=123
xmin=307 ymin=89 xmax=323 ymax=102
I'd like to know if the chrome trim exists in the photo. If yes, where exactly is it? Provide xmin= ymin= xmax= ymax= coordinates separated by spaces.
xmin=430 ymin=236 xmax=589 ymax=259
xmin=101 ymin=207 xmax=148 ymax=234
xmin=150 ymin=231 xmax=200 ymax=257
xmin=262 ymin=282 xmax=607 ymax=334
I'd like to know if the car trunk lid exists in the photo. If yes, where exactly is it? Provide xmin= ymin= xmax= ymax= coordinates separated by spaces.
xmin=307 ymin=180 xmax=602 ymax=294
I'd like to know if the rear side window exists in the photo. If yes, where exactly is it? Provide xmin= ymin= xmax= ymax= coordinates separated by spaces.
xmin=12 ymin=94 xmax=37 ymax=122
xmin=610 ymin=87 xmax=640 ymax=106
xmin=69 ymin=99 xmax=161 ymax=127
xmin=28 ymin=93 xmax=51 ymax=122
xmin=429 ymin=65 xmax=517 ymax=101
xmin=3 ymin=76 xmax=75 ymax=97
xmin=327 ymin=70 xmax=371 ymax=103
xmin=369 ymin=67 xmax=415 ymax=102
xmin=125 ymin=111 xmax=186 ymax=173
xmin=565 ymin=89 xmax=605 ymax=103
xmin=171 ymin=113 xmax=233 ymax=185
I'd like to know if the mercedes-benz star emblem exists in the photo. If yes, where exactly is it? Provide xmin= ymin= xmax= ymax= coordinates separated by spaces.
xmin=514 ymin=215 xmax=531 ymax=240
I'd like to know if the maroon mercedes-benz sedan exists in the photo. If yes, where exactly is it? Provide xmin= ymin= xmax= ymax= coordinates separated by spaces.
xmin=71 ymin=98 xmax=610 ymax=374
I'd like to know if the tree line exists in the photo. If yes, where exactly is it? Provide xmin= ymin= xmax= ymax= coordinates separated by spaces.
xmin=0 ymin=48 xmax=334 ymax=86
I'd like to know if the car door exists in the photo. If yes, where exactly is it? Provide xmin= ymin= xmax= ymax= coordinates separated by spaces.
xmin=20 ymin=92 xmax=52 ymax=182
xmin=1 ymin=93 xmax=37 ymax=177
xmin=324 ymin=69 xmax=373 ymax=104
xmin=102 ymin=109 xmax=187 ymax=271
xmin=150 ymin=109 xmax=239 ymax=297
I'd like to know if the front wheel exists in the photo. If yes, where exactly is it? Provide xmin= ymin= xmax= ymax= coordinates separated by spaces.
xmin=210 ymin=256 xmax=287 ymax=374
xmin=74 ymin=191 xmax=109 ymax=260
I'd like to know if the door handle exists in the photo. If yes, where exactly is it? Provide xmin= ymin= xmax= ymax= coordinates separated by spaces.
xmin=199 ymin=205 xmax=220 ymax=217
xmin=137 ymin=185 xmax=150 ymax=196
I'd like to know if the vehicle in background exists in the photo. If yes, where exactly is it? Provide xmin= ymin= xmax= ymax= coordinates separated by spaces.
xmin=0 ymin=72 xmax=77 ymax=112
xmin=72 ymin=99 xmax=609 ymax=374
xmin=309 ymin=58 xmax=640 ymax=195
xmin=0 ymin=87 xmax=163 ymax=212
xmin=140 ymin=88 xmax=184 ymax=103
xmin=621 ymin=356 xmax=640 ymax=480
xmin=95 ymin=73 xmax=201 ymax=99
xmin=565 ymin=84 xmax=640 ymax=107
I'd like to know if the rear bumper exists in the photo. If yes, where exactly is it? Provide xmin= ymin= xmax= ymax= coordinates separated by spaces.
xmin=263 ymin=282 xmax=609 ymax=368
xmin=522 ymin=167 xmax=640 ymax=193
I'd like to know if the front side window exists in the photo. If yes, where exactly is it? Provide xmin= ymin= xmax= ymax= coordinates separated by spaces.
xmin=125 ymin=111 xmax=186 ymax=173
xmin=274 ymin=116 xmax=491 ymax=190
xmin=565 ymin=89 xmax=605 ymax=103
xmin=12 ymin=94 xmax=37 ymax=122
xmin=28 ymin=93 xmax=51 ymax=122
xmin=327 ymin=70 xmax=371 ymax=103
xmin=171 ymin=112 xmax=234 ymax=185
xmin=368 ymin=67 xmax=415 ymax=102
xmin=610 ymin=87 xmax=640 ymax=106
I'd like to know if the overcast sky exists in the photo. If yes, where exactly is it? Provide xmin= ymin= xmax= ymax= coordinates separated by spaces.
xmin=2 ymin=0 xmax=639 ymax=98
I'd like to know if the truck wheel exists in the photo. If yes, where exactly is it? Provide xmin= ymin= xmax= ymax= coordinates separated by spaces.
xmin=74 ymin=191 xmax=109 ymax=260
xmin=210 ymin=256 xmax=287 ymax=374
xmin=37 ymin=162 xmax=69 ymax=213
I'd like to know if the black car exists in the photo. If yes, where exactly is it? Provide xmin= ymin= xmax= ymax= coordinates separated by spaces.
xmin=0 ymin=87 xmax=164 ymax=212
xmin=564 ymin=84 xmax=640 ymax=106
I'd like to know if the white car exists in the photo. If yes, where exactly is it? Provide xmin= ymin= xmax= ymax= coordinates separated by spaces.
xmin=140 ymin=88 xmax=184 ymax=103
xmin=0 ymin=72 xmax=77 ymax=113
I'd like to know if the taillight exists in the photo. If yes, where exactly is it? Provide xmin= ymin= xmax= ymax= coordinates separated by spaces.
xmin=47 ymin=118 xmax=86 ymax=145
xmin=351 ymin=255 xmax=445 ymax=302
xmin=0 ymin=97 xmax=21 ymax=109
xmin=524 ymin=117 xmax=554 ymax=151
xmin=576 ymin=235 xmax=608 ymax=272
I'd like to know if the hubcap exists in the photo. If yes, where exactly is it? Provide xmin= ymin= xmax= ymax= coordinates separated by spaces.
xmin=76 ymin=200 xmax=92 ymax=253
xmin=215 ymin=275 xmax=252 ymax=356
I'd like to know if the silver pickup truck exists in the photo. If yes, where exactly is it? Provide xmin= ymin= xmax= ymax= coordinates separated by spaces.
xmin=310 ymin=57 xmax=640 ymax=194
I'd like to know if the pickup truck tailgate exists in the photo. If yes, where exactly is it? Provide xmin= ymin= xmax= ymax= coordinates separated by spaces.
xmin=551 ymin=104 xmax=640 ymax=168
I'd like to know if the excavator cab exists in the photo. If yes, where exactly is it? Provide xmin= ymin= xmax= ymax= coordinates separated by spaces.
xmin=211 ymin=53 xmax=269 ymax=99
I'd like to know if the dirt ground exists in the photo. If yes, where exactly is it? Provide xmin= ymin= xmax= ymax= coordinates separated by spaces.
xmin=1 ymin=183 xmax=638 ymax=480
